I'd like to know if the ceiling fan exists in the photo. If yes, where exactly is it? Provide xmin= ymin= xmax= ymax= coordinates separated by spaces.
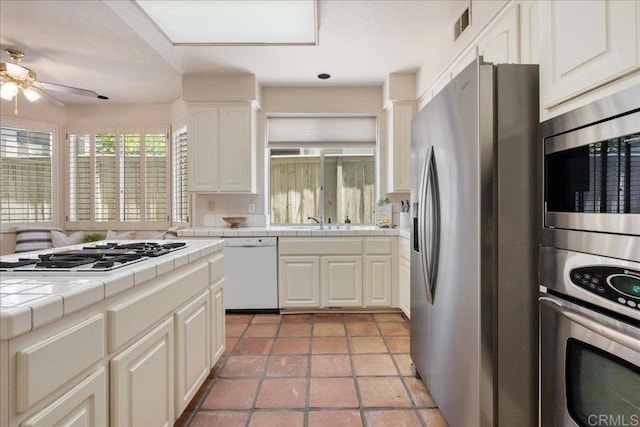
xmin=0 ymin=48 xmax=108 ymax=115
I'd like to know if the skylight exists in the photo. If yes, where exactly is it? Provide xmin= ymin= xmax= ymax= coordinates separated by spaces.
xmin=134 ymin=0 xmax=317 ymax=46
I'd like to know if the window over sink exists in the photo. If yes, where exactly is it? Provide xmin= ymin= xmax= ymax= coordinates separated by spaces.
xmin=267 ymin=116 xmax=377 ymax=225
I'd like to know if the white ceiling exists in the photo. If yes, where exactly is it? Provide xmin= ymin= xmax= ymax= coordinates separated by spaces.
xmin=0 ymin=0 xmax=471 ymax=106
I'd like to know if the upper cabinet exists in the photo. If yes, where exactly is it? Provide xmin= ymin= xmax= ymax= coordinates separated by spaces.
xmin=539 ymin=0 xmax=640 ymax=119
xmin=387 ymin=101 xmax=416 ymax=193
xmin=187 ymin=102 xmax=257 ymax=193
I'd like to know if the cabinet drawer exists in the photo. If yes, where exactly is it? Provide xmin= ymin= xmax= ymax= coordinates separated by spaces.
xmin=16 ymin=315 xmax=104 ymax=412
xmin=279 ymin=238 xmax=362 ymax=255
xmin=364 ymin=238 xmax=392 ymax=255
xmin=108 ymin=263 xmax=209 ymax=352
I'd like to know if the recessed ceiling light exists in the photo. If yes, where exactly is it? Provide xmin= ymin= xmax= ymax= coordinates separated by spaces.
xmin=318 ymin=73 xmax=331 ymax=80
xmin=134 ymin=0 xmax=317 ymax=46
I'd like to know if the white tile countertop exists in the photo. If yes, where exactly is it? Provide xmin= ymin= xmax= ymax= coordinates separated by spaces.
xmin=0 ymin=239 xmax=224 ymax=340
xmin=179 ymin=225 xmax=403 ymax=238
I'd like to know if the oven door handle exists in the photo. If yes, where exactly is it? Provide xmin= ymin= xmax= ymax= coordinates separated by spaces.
xmin=540 ymin=296 xmax=640 ymax=353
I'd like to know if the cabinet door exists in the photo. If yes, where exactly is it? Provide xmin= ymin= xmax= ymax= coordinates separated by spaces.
xmin=540 ymin=0 xmax=639 ymax=109
xmin=399 ymin=258 xmax=411 ymax=318
xmin=364 ymin=255 xmax=392 ymax=307
xmin=279 ymin=256 xmax=320 ymax=308
xmin=175 ymin=291 xmax=210 ymax=415
xmin=478 ymin=4 xmax=520 ymax=65
xmin=21 ymin=368 xmax=107 ymax=427
xmin=111 ymin=318 xmax=174 ymax=427
xmin=218 ymin=106 xmax=253 ymax=192
xmin=322 ymin=256 xmax=363 ymax=307
xmin=210 ymin=279 xmax=225 ymax=367
xmin=387 ymin=102 xmax=416 ymax=193
xmin=398 ymin=237 xmax=411 ymax=318
xmin=188 ymin=107 xmax=219 ymax=192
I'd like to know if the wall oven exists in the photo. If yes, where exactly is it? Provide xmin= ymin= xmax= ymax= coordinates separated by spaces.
xmin=539 ymin=247 xmax=640 ymax=427
xmin=540 ymin=86 xmax=640 ymax=427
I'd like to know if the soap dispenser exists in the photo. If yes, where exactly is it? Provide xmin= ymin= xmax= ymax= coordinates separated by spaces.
xmin=345 ymin=216 xmax=351 ymax=230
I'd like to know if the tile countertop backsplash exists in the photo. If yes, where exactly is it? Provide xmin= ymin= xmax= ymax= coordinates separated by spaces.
xmin=179 ymin=225 xmax=401 ymax=238
xmin=0 ymin=239 xmax=224 ymax=340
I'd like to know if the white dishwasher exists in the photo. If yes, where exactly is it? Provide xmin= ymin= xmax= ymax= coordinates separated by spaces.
xmin=223 ymin=237 xmax=278 ymax=311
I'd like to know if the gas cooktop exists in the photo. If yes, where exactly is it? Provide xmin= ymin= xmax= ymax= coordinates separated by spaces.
xmin=0 ymin=241 xmax=187 ymax=272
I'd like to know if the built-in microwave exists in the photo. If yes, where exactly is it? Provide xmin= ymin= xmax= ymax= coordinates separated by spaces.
xmin=541 ymin=85 xmax=640 ymax=261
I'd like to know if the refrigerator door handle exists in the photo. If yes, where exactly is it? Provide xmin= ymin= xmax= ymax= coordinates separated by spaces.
xmin=426 ymin=146 xmax=441 ymax=303
xmin=418 ymin=148 xmax=433 ymax=303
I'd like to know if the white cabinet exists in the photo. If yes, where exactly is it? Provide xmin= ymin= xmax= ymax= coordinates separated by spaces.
xmin=278 ymin=237 xmax=396 ymax=310
xmin=279 ymin=256 xmax=321 ymax=308
xmin=210 ymin=278 xmax=225 ymax=366
xmin=398 ymin=236 xmax=411 ymax=318
xmin=386 ymin=102 xmax=416 ymax=193
xmin=321 ymin=256 xmax=363 ymax=307
xmin=21 ymin=368 xmax=107 ymax=427
xmin=174 ymin=291 xmax=210 ymax=415
xmin=110 ymin=318 xmax=174 ymax=427
xmin=187 ymin=103 xmax=256 ymax=193
xmin=478 ymin=4 xmax=520 ymax=65
xmin=539 ymin=0 xmax=640 ymax=116
xmin=364 ymin=255 xmax=392 ymax=307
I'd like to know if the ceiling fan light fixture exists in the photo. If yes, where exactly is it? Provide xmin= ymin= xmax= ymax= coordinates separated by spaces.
xmin=0 ymin=82 xmax=19 ymax=101
xmin=5 ymin=62 xmax=30 ymax=80
xmin=22 ymin=86 xmax=41 ymax=102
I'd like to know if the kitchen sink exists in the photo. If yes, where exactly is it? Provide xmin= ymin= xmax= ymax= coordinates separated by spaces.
xmin=287 ymin=225 xmax=320 ymax=230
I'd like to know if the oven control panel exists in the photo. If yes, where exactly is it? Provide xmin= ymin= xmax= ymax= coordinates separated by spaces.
xmin=570 ymin=267 xmax=640 ymax=310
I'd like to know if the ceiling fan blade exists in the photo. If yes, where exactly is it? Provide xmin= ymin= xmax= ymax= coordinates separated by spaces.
xmin=37 ymin=81 xmax=106 ymax=99
xmin=31 ymin=86 xmax=65 ymax=107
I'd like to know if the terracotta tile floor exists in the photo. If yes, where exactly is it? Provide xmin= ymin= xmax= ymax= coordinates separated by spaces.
xmin=176 ymin=313 xmax=449 ymax=427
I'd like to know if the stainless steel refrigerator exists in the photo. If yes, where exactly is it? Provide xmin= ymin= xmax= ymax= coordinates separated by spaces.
xmin=410 ymin=58 xmax=539 ymax=427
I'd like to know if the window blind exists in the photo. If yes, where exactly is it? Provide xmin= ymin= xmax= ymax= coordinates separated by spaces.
xmin=68 ymin=133 xmax=91 ymax=221
xmin=173 ymin=126 xmax=189 ymax=223
xmin=0 ymin=126 xmax=53 ymax=223
xmin=95 ymin=133 xmax=117 ymax=222
xmin=267 ymin=117 xmax=377 ymax=148
xmin=67 ymin=127 xmax=169 ymax=227
xmin=144 ymin=132 xmax=167 ymax=222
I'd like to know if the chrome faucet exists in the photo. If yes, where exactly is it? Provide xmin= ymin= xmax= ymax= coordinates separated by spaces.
xmin=307 ymin=216 xmax=324 ymax=229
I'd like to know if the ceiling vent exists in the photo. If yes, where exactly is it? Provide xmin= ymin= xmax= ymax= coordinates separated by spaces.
xmin=454 ymin=7 xmax=470 ymax=40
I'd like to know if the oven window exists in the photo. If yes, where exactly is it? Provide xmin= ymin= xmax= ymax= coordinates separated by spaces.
xmin=566 ymin=338 xmax=640 ymax=427
xmin=546 ymin=133 xmax=640 ymax=213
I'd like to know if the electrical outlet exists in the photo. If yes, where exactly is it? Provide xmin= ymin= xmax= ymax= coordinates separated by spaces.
xmin=207 ymin=201 xmax=215 ymax=211
xmin=248 ymin=203 xmax=256 ymax=213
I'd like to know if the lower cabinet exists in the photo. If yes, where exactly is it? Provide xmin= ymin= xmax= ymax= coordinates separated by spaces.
xmin=279 ymin=256 xmax=321 ymax=308
xmin=322 ymin=256 xmax=363 ymax=307
xmin=364 ymin=255 xmax=392 ymax=307
xmin=399 ymin=236 xmax=411 ymax=318
xmin=279 ymin=237 xmax=395 ymax=309
xmin=21 ymin=368 xmax=107 ymax=427
xmin=175 ymin=291 xmax=210 ymax=415
xmin=210 ymin=279 xmax=225 ymax=365
xmin=110 ymin=318 xmax=175 ymax=427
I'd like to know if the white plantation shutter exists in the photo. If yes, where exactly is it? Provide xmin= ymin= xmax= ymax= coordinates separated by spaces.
xmin=144 ymin=132 xmax=167 ymax=222
xmin=173 ymin=126 xmax=188 ymax=223
xmin=67 ymin=126 xmax=169 ymax=228
xmin=120 ymin=133 xmax=142 ymax=222
xmin=68 ymin=133 xmax=91 ymax=221
xmin=95 ymin=133 xmax=117 ymax=222
xmin=0 ymin=125 xmax=53 ymax=223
